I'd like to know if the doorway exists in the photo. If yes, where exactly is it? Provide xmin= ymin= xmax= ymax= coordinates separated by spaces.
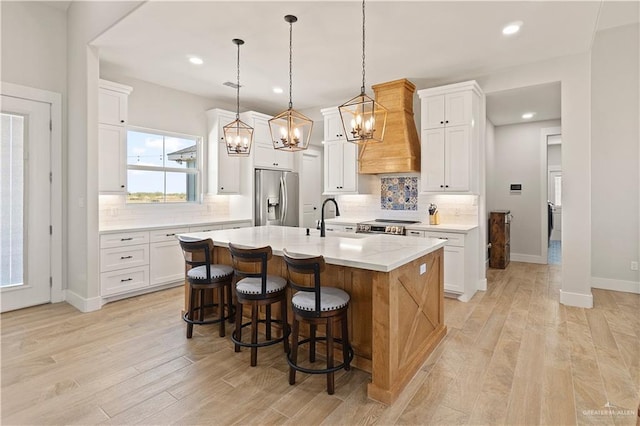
xmin=1 ymin=84 xmax=62 ymax=312
xmin=546 ymin=132 xmax=562 ymax=264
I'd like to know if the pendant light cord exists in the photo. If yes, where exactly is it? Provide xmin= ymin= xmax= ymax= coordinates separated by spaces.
xmin=288 ymin=19 xmax=293 ymax=110
xmin=236 ymin=41 xmax=241 ymax=120
xmin=361 ymin=0 xmax=366 ymax=95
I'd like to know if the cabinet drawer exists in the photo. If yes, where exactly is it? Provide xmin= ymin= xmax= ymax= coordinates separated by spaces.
xmin=101 ymin=266 xmax=148 ymax=296
xmin=189 ymin=224 xmax=223 ymax=232
xmin=222 ymin=222 xmax=252 ymax=230
xmin=406 ymin=230 xmax=425 ymax=237
xmin=424 ymin=231 xmax=465 ymax=247
xmin=149 ymin=227 xmax=190 ymax=243
xmin=100 ymin=244 xmax=149 ymax=272
xmin=342 ymin=225 xmax=357 ymax=233
xmin=100 ymin=231 xmax=149 ymax=248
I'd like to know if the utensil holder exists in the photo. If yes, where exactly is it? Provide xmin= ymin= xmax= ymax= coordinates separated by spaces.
xmin=429 ymin=212 xmax=440 ymax=225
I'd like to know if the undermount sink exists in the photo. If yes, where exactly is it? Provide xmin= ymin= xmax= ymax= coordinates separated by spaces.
xmin=329 ymin=231 xmax=370 ymax=239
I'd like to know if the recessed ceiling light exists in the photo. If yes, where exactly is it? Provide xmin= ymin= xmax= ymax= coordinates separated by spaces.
xmin=522 ymin=112 xmax=535 ymax=119
xmin=273 ymin=87 xmax=284 ymax=94
xmin=502 ymin=21 xmax=522 ymax=35
xmin=189 ymin=56 xmax=204 ymax=65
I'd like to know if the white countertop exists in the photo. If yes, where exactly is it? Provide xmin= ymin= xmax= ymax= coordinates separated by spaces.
xmin=100 ymin=218 xmax=252 ymax=233
xmin=178 ymin=225 xmax=447 ymax=273
xmin=325 ymin=217 xmax=477 ymax=233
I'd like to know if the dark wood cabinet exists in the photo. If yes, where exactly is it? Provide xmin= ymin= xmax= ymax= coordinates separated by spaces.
xmin=489 ymin=210 xmax=511 ymax=269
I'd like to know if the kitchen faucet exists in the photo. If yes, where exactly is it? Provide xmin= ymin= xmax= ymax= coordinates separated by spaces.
xmin=320 ymin=198 xmax=340 ymax=237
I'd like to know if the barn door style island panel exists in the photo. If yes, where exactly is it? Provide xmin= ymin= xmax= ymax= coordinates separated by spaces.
xmin=178 ymin=226 xmax=447 ymax=404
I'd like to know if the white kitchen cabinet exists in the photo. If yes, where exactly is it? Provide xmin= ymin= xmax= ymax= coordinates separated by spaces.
xmin=98 ymin=80 xmax=132 ymax=194
xmin=99 ymin=79 xmax=131 ymax=126
xmin=149 ymin=227 xmax=189 ymax=286
xmin=323 ymin=111 xmax=346 ymax=142
xmin=241 ymin=111 xmax=294 ymax=171
xmin=418 ymin=81 xmax=482 ymax=194
xmin=321 ymin=107 xmax=373 ymax=195
xmin=207 ymin=108 xmax=242 ymax=194
xmin=222 ymin=221 xmax=252 ymax=229
xmin=100 ymin=230 xmax=150 ymax=296
xmin=98 ymin=124 xmax=127 ymax=192
xmin=421 ymin=126 xmax=470 ymax=192
xmin=188 ymin=224 xmax=223 ymax=232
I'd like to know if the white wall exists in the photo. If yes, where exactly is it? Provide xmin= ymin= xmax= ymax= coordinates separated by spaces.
xmin=487 ymin=119 xmax=561 ymax=261
xmin=1 ymin=2 xmax=67 ymax=95
xmin=591 ymin=23 xmax=640 ymax=291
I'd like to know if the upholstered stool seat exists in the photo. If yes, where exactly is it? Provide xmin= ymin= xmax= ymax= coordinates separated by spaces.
xmin=228 ymin=243 xmax=290 ymax=367
xmin=283 ymin=249 xmax=354 ymax=395
xmin=178 ymin=237 xmax=235 ymax=338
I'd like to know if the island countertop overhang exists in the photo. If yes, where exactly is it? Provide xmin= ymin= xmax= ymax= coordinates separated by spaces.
xmin=177 ymin=225 xmax=447 ymax=272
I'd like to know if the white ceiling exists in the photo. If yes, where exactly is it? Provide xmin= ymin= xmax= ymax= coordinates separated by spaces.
xmin=93 ymin=1 xmax=639 ymax=119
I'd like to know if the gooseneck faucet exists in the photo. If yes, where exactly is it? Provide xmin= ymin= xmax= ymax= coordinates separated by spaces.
xmin=320 ymin=198 xmax=340 ymax=237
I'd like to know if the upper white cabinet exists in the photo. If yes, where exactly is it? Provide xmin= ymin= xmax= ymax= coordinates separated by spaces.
xmin=323 ymin=111 xmax=346 ymax=142
xmin=321 ymin=107 xmax=372 ymax=195
xmin=207 ymin=108 xmax=241 ymax=194
xmin=98 ymin=79 xmax=132 ymax=194
xmin=418 ymin=81 xmax=483 ymax=193
xmin=241 ymin=111 xmax=294 ymax=171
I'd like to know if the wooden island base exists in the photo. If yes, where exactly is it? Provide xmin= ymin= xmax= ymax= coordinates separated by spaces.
xmin=188 ymin=246 xmax=446 ymax=405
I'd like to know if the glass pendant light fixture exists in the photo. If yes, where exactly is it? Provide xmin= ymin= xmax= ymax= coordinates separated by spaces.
xmin=223 ymin=38 xmax=254 ymax=156
xmin=338 ymin=0 xmax=387 ymax=145
xmin=268 ymin=15 xmax=313 ymax=152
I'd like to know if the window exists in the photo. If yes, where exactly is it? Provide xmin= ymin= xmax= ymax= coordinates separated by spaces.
xmin=126 ymin=128 xmax=201 ymax=203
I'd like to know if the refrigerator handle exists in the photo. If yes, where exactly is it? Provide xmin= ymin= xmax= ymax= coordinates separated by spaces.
xmin=280 ymin=175 xmax=287 ymax=224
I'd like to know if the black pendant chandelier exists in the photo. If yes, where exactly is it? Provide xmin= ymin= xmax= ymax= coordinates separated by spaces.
xmin=338 ymin=0 xmax=387 ymax=145
xmin=268 ymin=15 xmax=313 ymax=152
xmin=223 ymin=38 xmax=254 ymax=156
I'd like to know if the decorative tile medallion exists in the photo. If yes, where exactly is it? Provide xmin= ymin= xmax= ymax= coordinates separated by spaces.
xmin=381 ymin=177 xmax=418 ymax=210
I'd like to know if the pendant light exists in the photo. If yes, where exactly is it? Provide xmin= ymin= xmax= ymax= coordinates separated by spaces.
xmin=338 ymin=0 xmax=387 ymax=145
xmin=268 ymin=15 xmax=313 ymax=152
xmin=223 ymin=38 xmax=254 ymax=156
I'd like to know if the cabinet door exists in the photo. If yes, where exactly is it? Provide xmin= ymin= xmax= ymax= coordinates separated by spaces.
xmin=422 ymin=95 xmax=445 ymax=129
xmin=150 ymin=240 xmax=186 ymax=285
xmin=445 ymin=126 xmax=470 ymax=191
xmin=341 ymin=143 xmax=358 ymax=192
xmin=101 ymin=266 xmax=148 ymax=296
xmin=216 ymin=110 xmax=236 ymax=144
xmin=421 ymin=128 xmax=446 ymax=191
xmin=324 ymin=141 xmax=344 ymax=192
xmin=217 ymin=142 xmax=240 ymax=193
xmin=444 ymin=92 xmax=472 ymax=127
xmin=98 ymin=124 xmax=126 ymax=193
xmin=324 ymin=112 xmax=346 ymax=142
xmin=253 ymin=117 xmax=272 ymax=146
xmin=254 ymin=143 xmax=276 ymax=168
xmin=98 ymin=88 xmax=127 ymax=125
xmin=274 ymin=148 xmax=294 ymax=170
xmin=443 ymin=246 xmax=464 ymax=293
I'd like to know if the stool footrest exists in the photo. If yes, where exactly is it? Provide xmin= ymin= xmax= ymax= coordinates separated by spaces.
xmin=287 ymin=337 xmax=354 ymax=375
xmin=231 ymin=319 xmax=291 ymax=348
xmin=182 ymin=303 xmax=235 ymax=326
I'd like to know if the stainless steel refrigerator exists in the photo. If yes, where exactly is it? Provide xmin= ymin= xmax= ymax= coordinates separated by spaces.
xmin=255 ymin=169 xmax=299 ymax=227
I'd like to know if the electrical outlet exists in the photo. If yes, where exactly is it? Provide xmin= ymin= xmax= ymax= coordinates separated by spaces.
xmin=631 ymin=261 xmax=639 ymax=271
xmin=419 ymin=263 xmax=426 ymax=275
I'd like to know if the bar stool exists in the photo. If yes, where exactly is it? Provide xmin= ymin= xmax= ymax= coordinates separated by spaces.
xmin=178 ymin=237 xmax=235 ymax=338
xmin=228 ymin=243 xmax=290 ymax=367
xmin=282 ymin=249 xmax=354 ymax=395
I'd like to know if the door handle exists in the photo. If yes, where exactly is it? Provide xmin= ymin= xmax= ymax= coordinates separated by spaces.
xmin=280 ymin=176 xmax=287 ymax=224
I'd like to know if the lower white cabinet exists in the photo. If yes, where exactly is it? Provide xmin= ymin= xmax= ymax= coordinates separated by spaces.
xmin=424 ymin=231 xmax=465 ymax=294
xmin=101 ymin=266 xmax=149 ymax=297
xmin=149 ymin=227 xmax=189 ymax=286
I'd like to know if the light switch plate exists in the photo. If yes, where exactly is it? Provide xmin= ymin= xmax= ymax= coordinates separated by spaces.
xmin=419 ymin=263 xmax=426 ymax=275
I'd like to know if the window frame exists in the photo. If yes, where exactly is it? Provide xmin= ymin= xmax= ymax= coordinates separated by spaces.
xmin=126 ymin=126 xmax=203 ymax=204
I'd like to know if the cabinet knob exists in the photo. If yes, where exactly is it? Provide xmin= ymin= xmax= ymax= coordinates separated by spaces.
xmin=120 ymin=185 xmax=125 ymax=188
xmin=445 ymin=185 xmax=449 ymax=188
xmin=120 ymin=120 xmax=125 ymax=123
xmin=440 ymin=121 xmax=444 ymax=124
xmin=220 ymin=187 xmax=224 ymax=190
xmin=440 ymin=185 xmax=444 ymax=188
xmin=445 ymin=120 xmax=449 ymax=123
xmin=313 ymin=207 xmax=317 ymax=210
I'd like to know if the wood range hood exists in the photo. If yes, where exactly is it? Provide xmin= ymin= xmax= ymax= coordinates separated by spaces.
xmin=359 ymin=78 xmax=421 ymax=174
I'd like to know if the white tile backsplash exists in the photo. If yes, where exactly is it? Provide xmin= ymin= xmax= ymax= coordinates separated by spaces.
xmin=334 ymin=176 xmax=478 ymax=225
xmin=99 ymin=194 xmax=231 ymax=229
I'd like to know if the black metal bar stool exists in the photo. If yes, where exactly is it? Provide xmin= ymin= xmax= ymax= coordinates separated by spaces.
xmin=178 ymin=237 xmax=235 ymax=338
xmin=282 ymin=249 xmax=354 ymax=395
xmin=228 ymin=243 xmax=290 ymax=367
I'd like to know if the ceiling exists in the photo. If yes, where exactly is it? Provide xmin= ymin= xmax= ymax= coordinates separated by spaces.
xmin=93 ymin=1 xmax=639 ymax=121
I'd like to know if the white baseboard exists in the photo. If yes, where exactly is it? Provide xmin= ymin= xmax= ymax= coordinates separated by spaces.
xmin=591 ymin=277 xmax=640 ymax=294
xmin=510 ymin=253 xmax=546 ymax=264
xmin=477 ymin=278 xmax=487 ymax=291
xmin=64 ymin=289 xmax=103 ymax=312
xmin=560 ymin=289 xmax=593 ymax=308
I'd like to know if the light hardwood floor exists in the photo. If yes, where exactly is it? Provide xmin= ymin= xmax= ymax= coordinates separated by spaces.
xmin=1 ymin=262 xmax=639 ymax=425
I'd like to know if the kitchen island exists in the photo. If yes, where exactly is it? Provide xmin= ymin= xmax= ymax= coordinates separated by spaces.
xmin=178 ymin=225 xmax=447 ymax=404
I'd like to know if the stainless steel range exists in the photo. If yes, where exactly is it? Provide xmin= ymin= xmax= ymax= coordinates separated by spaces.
xmin=356 ymin=219 xmax=421 ymax=236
